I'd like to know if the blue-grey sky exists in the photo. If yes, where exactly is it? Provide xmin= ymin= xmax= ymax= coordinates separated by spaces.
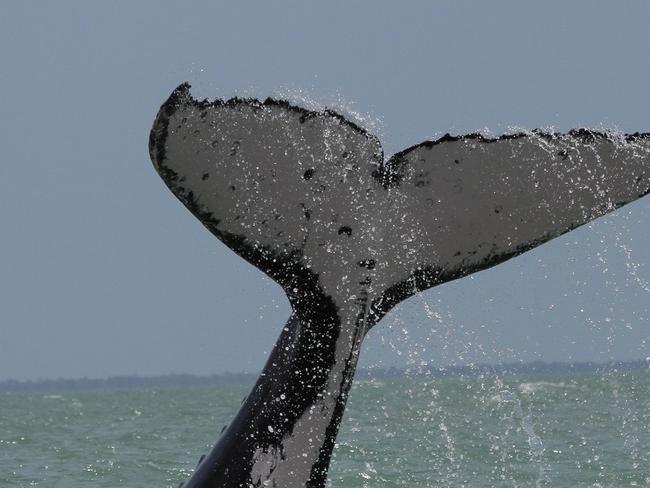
xmin=1 ymin=1 xmax=649 ymax=381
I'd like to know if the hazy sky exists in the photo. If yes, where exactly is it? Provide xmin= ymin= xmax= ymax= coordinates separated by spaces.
xmin=1 ymin=1 xmax=649 ymax=381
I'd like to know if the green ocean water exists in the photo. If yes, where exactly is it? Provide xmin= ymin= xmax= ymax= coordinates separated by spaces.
xmin=1 ymin=372 xmax=649 ymax=487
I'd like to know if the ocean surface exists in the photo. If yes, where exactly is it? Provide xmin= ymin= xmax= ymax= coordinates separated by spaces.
xmin=1 ymin=371 xmax=649 ymax=487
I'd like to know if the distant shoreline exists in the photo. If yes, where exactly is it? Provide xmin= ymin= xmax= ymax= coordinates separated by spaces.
xmin=1 ymin=359 xmax=648 ymax=393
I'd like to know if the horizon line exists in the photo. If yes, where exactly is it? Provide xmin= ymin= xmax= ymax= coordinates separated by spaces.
xmin=2 ymin=358 xmax=649 ymax=393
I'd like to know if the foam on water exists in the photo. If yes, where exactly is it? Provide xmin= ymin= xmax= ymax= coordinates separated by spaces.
xmin=518 ymin=381 xmax=576 ymax=394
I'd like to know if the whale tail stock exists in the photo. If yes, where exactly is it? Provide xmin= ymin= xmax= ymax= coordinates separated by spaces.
xmin=150 ymin=83 xmax=650 ymax=487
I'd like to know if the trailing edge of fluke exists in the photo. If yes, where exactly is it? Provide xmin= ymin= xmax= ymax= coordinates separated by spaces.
xmin=149 ymin=83 xmax=650 ymax=487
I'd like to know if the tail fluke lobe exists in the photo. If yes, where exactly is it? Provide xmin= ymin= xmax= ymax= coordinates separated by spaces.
xmin=149 ymin=83 xmax=383 ymax=314
xmin=370 ymin=130 xmax=650 ymax=318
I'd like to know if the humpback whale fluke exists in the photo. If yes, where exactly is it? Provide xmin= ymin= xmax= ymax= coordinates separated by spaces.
xmin=149 ymin=83 xmax=650 ymax=487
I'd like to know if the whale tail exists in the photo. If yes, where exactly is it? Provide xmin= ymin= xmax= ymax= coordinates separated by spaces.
xmin=149 ymin=83 xmax=650 ymax=487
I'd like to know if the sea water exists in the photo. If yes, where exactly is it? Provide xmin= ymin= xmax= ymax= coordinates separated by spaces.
xmin=1 ymin=371 xmax=649 ymax=487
